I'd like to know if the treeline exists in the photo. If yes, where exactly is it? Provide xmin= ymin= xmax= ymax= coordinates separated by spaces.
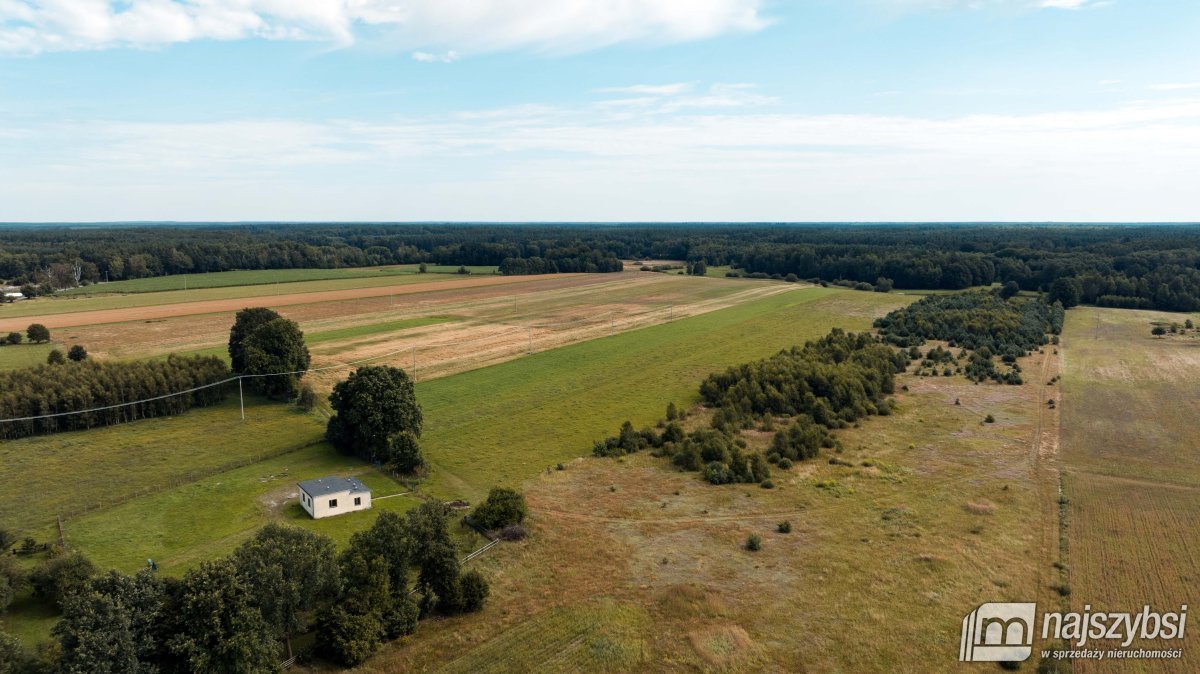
xmin=0 ymin=505 xmax=493 ymax=672
xmin=0 ymin=225 xmax=626 ymax=289
xmin=7 ymin=224 xmax=1200 ymax=310
xmin=0 ymin=355 xmax=229 ymax=440
xmin=594 ymin=330 xmax=908 ymax=484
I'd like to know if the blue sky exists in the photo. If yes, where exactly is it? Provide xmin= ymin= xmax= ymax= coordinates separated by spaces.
xmin=1 ymin=0 xmax=1198 ymax=221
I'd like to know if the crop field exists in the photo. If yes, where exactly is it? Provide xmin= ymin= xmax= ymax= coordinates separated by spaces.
xmin=4 ymin=271 xmax=801 ymax=386
xmin=0 ymin=270 xmax=531 ymax=325
xmin=1059 ymin=307 xmax=1200 ymax=671
xmin=366 ymin=346 xmax=1053 ymax=672
xmin=57 ymin=264 xmax=498 ymax=295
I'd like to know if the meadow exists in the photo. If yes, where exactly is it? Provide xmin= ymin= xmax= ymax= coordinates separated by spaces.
xmin=1059 ymin=307 xmax=1200 ymax=672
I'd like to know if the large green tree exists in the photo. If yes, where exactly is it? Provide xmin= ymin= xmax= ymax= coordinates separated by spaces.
xmin=54 ymin=571 xmax=164 ymax=674
xmin=167 ymin=560 xmax=277 ymax=674
xmin=26 ymin=323 xmax=49 ymax=344
xmin=231 ymin=524 xmax=339 ymax=659
xmin=227 ymin=308 xmax=281 ymax=374
xmin=241 ymin=317 xmax=311 ymax=400
xmin=326 ymin=365 xmax=423 ymax=464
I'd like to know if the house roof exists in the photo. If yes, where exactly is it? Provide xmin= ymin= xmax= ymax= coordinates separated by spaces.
xmin=297 ymin=476 xmax=371 ymax=497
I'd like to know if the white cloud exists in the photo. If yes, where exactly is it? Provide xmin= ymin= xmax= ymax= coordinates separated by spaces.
xmin=411 ymin=50 xmax=458 ymax=63
xmin=4 ymin=95 xmax=1200 ymax=221
xmin=596 ymin=82 xmax=778 ymax=113
xmin=595 ymin=83 xmax=695 ymax=96
xmin=0 ymin=0 xmax=769 ymax=54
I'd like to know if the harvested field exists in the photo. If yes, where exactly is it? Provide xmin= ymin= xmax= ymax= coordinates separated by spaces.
xmin=1060 ymin=307 xmax=1200 ymax=672
xmin=0 ymin=273 xmax=566 ymax=331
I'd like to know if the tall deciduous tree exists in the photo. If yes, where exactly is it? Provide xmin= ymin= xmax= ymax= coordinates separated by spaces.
xmin=227 ymin=308 xmax=281 ymax=374
xmin=326 ymin=366 xmax=423 ymax=464
xmin=231 ymin=524 xmax=339 ymax=659
xmin=167 ymin=560 xmax=277 ymax=674
xmin=241 ymin=318 xmax=310 ymax=400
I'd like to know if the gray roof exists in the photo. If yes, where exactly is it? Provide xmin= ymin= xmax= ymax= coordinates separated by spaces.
xmin=297 ymin=476 xmax=371 ymax=497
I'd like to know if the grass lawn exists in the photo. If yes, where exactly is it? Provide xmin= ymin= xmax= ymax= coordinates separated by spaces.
xmin=0 ymin=342 xmax=57 ymax=370
xmin=57 ymin=265 xmax=498 ymax=295
xmin=0 ymin=395 xmax=326 ymax=538
xmin=415 ymin=287 xmax=909 ymax=501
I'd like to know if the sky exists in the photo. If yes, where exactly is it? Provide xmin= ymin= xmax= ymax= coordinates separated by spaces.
xmin=0 ymin=0 xmax=1198 ymax=222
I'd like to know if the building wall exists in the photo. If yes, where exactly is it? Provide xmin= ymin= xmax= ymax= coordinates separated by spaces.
xmin=301 ymin=489 xmax=372 ymax=519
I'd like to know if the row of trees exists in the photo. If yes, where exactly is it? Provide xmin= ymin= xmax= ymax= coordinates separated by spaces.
xmin=0 ymin=507 xmax=490 ymax=672
xmin=594 ymin=330 xmax=908 ymax=484
xmin=0 ymin=355 xmax=230 ymax=440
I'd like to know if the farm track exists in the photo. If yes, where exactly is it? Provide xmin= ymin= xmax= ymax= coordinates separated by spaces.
xmin=0 ymin=273 xmax=571 ymax=332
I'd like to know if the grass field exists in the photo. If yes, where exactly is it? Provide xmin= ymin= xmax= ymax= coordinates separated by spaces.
xmin=56 ymin=265 xmax=498 ymax=295
xmin=0 ymin=395 xmax=325 ymax=538
xmin=414 ymin=287 xmax=908 ymax=501
xmin=1059 ymin=307 xmax=1200 ymax=672
xmin=0 ymin=342 xmax=57 ymax=370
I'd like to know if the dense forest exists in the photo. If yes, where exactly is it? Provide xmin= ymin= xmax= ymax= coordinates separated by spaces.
xmin=3 ymin=223 xmax=1200 ymax=311
xmin=0 ymin=355 xmax=230 ymax=440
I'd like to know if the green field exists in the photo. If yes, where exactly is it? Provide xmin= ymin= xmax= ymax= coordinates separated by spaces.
xmin=0 ymin=342 xmax=57 ymax=370
xmin=415 ymin=286 xmax=907 ymax=501
xmin=0 ymin=395 xmax=326 ymax=538
xmin=57 ymin=265 xmax=498 ymax=295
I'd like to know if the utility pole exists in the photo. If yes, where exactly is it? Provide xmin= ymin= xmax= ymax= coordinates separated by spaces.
xmin=238 ymin=378 xmax=245 ymax=421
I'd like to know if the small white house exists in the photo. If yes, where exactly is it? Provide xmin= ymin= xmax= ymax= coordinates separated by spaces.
xmin=297 ymin=476 xmax=372 ymax=519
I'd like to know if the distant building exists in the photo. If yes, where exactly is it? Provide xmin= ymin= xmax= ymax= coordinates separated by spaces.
xmin=297 ymin=476 xmax=372 ymax=519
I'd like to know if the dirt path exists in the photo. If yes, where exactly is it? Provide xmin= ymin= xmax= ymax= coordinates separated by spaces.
xmin=0 ymin=274 xmax=573 ymax=332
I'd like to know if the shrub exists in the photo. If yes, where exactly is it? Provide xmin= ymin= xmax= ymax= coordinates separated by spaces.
xmin=4 ymin=332 xmax=20 ymax=345
xmin=984 ymin=414 xmax=995 ymax=423
xmin=745 ymin=534 xmax=762 ymax=551
xmin=46 ymin=349 xmax=65 ymax=365
xmin=457 ymin=571 xmax=489 ymax=613
xmin=296 ymin=383 xmax=318 ymax=411
xmin=760 ymin=480 xmax=775 ymax=489
xmin=777 ymin=458 xmax=793 ymax=469
xmin=31 ymin=553 xmax=96 ymax=607
xmin=472 ymin=488 xmax=527 ymax=530
xmin=66 ymin=345 xmax=88 ymax=362
xmin=777 ymin=521 xmax=792 ymax=534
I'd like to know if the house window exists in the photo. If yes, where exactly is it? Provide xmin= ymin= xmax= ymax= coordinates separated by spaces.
xmin=354 ymin=497 xmax=362 ymax=506
xmin=329 ymin=499 xmax=338 ymax=508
